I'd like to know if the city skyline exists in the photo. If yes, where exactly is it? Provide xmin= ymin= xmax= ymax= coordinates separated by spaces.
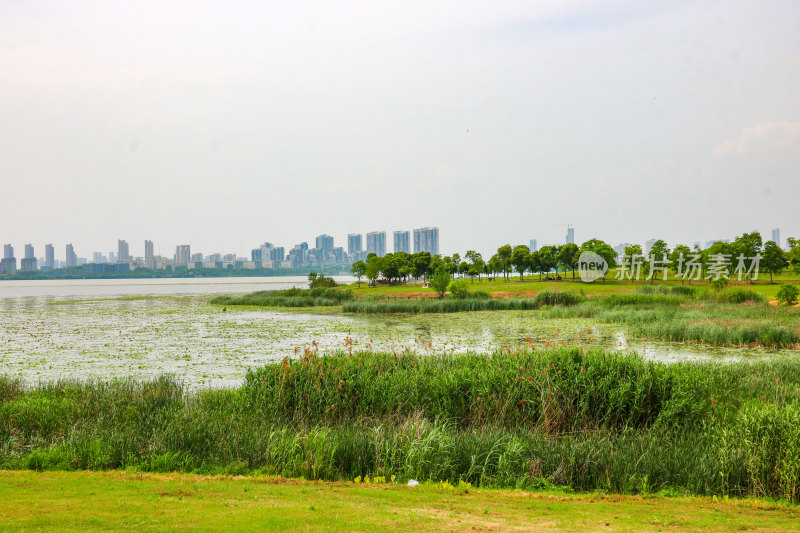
xmin=2 ymin=225 xmax=790 ymax=272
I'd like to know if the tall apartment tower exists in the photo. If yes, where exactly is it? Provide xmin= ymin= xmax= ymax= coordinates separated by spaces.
xmin=315 ymin=234 xmax=334 ymax=262
xmin=347 ymin=234 xmax=363 ymax=255
xmin=118 ymin=240 xmax=130 ymax=262
xmin=529 ymin=239 xmax=538 ymax=252
xmin=20 ymin=244 xmax=37 ymax=272
xmin=175 ymin=245 xmax=191 ymax=266
xmin=144 ymin=240 xmax=155 ymax=269
xmin=65 ymin=244 xmax=77 ymax=267
xmin=44 ymin=244 xmax=54 ymax=269
xmin=772 ymin=228 xmax=781 ymax=246
xmin=366 ymin=231 xmax=386 ymax=257
xmin=393 ymin=231 xmax=410 ymax=253
xmin=0 ymin=244 xmax=16 ymax=275
xmin=413 ymin=227 xmax=439 ymax=255
xmin=566 ymin=227 xmax=575 ymax=245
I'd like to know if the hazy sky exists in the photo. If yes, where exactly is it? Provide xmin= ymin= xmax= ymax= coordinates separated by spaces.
xmin=1 ymin=0 xmax=798 ymax=259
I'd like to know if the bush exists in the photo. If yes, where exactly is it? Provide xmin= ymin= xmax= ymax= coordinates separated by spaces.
xmin=447 ymin=279 xmax=471 ymax=299
xmin=777 ymin=284 xmax=799 ymax=306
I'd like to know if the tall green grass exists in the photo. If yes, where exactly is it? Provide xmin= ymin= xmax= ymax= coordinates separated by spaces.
xmin=3 ymin=350 xmax=800 ymax=500
xmin=343 ymin=290 xmax=584 ymax=314
xmin=211 ymin=288 xmax=353 ymax=307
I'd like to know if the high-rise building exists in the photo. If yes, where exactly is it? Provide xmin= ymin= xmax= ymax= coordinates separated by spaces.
xmin=65 ymin=244 xmax=77 ymax=267
xmin=20 ymin=244 xmax=37 ymax=271
xmin=393 ymin=231 xmax=410 ymax=253
xmin=316 ymin=234 xmax=334 ymax=262
xmin=413 ymin=227 xmax=439 ymax=255
xmin=44 ymin=244 xmax=54 ymax=269
xmin=271 ymin=247 xmax=285 ymax=262
xmin=566 ymin=227 xmax=575 ymax=244
xmin=347 ymin=234 xmax=363 ymax=255
xmin=108 ymin=251 xmax=117 ymax=263
xmin=92 ymin=252 xmax=105 ymax=263
xmin=118 ymin=240 xmax=130 ymax=262
xmin=175 ymin=245 xmax=191 ymax=266
xmin=772 ymin=228 xmax=781 ymax=246
xmin=0 ymin=244 xmax=16 ymax=275
xmin=144 ymin=240 xmax=154 ymax=269
xmin=366 ymin=231 xmax=386 ymax=257
xmin=529 ymin=239 xmax=538 ymax=252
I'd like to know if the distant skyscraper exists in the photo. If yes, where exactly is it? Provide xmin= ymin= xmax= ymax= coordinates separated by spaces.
xmin=366 ymin=231 xmax=386 ymax=257
xmin=393 ymin=231 xmax=410 ymax=253
xmin=529 ymin=239 xmax=538 ymax=252
xmin=144 ymin=240 xmax=154 ymax=269
xmin=413 ymin=227 xmax=439 ymax=255
xmin=92 ymin=252 xmax=105 ymax=263
xmin=316 ymin=234 xmax=334 ymax=262
xmin=0 ymin=244 xmax=17 ymax=275
xmin=772 ymin=228 xmax=781 ymax=246
xmin=566 ymin=227 xmax=575 ymax=244
xmin=271 ymin=247 xmax=285 ymax=262
xmin=65 ymin=244 xmax=77 ymax=267
xmin=118 ymin=240 xmax=130 ymax=262
xmin=20 ymin=244 xmax=37 ymax=271
xmin=347 ymin=234 xmax=363 ymax=255
xmin=44 ymin=244 xmax=54 ymax=269
xmin=175 ymin=245 xmax=191 ymax=266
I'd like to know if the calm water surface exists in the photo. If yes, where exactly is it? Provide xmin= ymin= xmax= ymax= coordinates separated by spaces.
xmin=0 ymin=275 xmax=356 ymax=298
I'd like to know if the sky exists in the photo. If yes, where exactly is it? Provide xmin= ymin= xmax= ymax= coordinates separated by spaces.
xmin=1 ymin=0 xmax=798 ymax=260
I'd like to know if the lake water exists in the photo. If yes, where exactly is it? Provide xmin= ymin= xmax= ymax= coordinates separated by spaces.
xmin=0 ymin=283 xmax=782 ymax=388
xmin=0 ymin=275 xmax=357 ymax=299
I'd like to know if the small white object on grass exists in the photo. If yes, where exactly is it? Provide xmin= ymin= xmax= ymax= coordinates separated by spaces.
xmin=407 ymin=479 xmax=419 ymax=487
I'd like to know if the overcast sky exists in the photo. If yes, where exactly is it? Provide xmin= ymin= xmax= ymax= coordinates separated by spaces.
xmin=1 ymin=0 xmax=798 ymax=259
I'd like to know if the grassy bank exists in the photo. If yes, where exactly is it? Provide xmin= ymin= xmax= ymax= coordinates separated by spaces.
xmin=210 ymin=287 xmax=353 ymax=308
xmin=3 ymin=471 xmax=798 ymax=532
xmin=3 ymin=349 xmax=800 ymax=501
xmin=342 ymin=290 xmax=583 ymax=314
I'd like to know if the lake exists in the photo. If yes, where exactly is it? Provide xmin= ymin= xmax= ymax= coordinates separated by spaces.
xmin=0 ymin=281 xmax=782 ymax=388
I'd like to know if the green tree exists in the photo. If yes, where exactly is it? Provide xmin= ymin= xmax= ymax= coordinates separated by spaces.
xmin=447 ymin=279 xmax=470 ymax=299
xmin=646 ymin=239 xmax=670 ymax=283
xmin=538 ymin=246 xmax=559 ymax=280
xmin=732 ymin=232 xmax=763 ymax=283
xmin=776 ymin=284 xmax=799 ymax=305
xmin=557 ymin=243 xmax=579 ymax=281
xmin=787 ymin=238 xmax=800 ymax=275
xmin=429 ymin=266 xmax=451 ymax=299
xmin=761 ymin=241 xmax=788 ymax=284
xmin=579 ymin=239 xmax=618 ymax=279
xmin=365 ymin=255 xmax=383 ymax=286
xmin=496 ymin=245 xmax=513 ymax=281
xmin=350 ymin=260 xmax=366 ymax=287
xmin=412 ymin=252 xmax=432 ymax=280
xmin=510 ymin=245 xmax=531 ymax=281
xmin=487 ymin=254 xmax=502 ymax=280
xmin=528 ymin=250 xmax=543 ymax=281
xmin=669 ymin=244 xmax=692 ymax=284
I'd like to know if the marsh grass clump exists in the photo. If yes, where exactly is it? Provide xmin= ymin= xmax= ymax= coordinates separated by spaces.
xmin=211 ymin=288 xmax=353 ymax=307
xmin=343 ymin=290 xmax=583 ymax=314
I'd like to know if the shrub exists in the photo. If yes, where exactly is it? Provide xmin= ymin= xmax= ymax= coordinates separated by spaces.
xmin=447 ymin=279 xmax=471 ymax=299
xmin=777 ymin=284 xmax=799 ymax=306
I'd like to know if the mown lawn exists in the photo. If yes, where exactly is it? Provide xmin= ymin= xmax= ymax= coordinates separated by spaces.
xmin=345 ymin=274 xmax=800 ymax=300
xmin=0 ymin=471 xmax=797 ymax=532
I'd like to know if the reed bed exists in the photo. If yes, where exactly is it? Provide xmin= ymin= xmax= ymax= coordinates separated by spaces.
xmin=211 ymin=288 xmax=353 ymax=307
xmin=342 ymin=290 xmax=584 ymax=314
xmin=3 ymin=349 xmax=800 ymax=501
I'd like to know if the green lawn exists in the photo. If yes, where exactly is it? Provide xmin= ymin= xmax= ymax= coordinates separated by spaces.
xmin=347 ymin=274 xmax=800 ymax=300
xmin=0 ymin=471 xmax=797 ymax=532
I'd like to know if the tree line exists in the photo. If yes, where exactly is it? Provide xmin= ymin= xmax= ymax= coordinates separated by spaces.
xmin=351 ymin=232 xmax=800 ymax=285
